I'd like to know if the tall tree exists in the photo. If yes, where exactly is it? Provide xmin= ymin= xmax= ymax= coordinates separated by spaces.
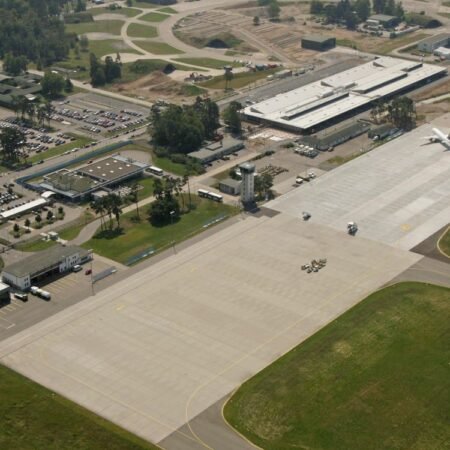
xmin=41 ymin=72 xmax=65 ymax=98
xmin=372 ymin=0 xmax=385 ymax=14
xmin=0 ymin=127 xmax=25 ymax=163
xmin=388 ymin=97 xmax=416 ymax=130
xmin=222 ymin=101 xmax=242 ymax=134
xmin=355 ymin=0 xmax=371 ymax=21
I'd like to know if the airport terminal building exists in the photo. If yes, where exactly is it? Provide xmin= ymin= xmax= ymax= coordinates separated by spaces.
xmin=242 ymin=57 xmax=446 ymax=133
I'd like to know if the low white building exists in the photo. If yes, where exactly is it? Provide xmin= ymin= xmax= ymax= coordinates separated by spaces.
xmin=2 ymin=245 xmax=91 ymax=291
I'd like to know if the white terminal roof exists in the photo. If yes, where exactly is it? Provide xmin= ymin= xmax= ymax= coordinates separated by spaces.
xmin=244 ymin=57 xmax=446 ymax=131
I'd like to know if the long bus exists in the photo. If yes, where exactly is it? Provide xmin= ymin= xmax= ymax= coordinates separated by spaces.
xmin=148 ymin=166 xmax=164 ymax=176
xmin=197 ymin=189 xmax=223 ymax=202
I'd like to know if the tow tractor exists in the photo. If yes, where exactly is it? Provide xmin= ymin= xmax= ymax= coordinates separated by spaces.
xmin=347 ymin=222 xmax=358 ymax=235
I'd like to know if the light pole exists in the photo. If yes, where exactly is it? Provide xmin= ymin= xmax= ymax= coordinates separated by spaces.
xmin=169 ymin=210 xmax=176 ymax=253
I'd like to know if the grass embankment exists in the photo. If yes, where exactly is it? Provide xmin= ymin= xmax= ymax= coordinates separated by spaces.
xmin=0 ymin=364 xmax=158 ymax=449
xmin=83 ymin=196 xmax=236 ymax=264
xmin=139 ymin=12 xmax=170 ymax=22
xmin=174 ymin=57 xmax=241 ymax=69
xmin=201 ymin=68 xmax=277 ymax=90
xmin=90 ymin=6 xmax=140 ymax=17
xmin=376 ymin=33 xmax=428 ymax=55
xmin=127 ymin=23 xmax=158 ymax=38
xmin=225 ymin=282 xmax=450 ymax=450
xmin=438 ymin=227 xmax=450 ymax=257
xmin=66 ymin=20 xmax=125 ymax=36
xmin=28 ymin=135 xmax=92 ymax=164
xmin=132 ymin=41 xmax=183 ymax=55
xmin=15 ymin=239 xmax=56 ymax=252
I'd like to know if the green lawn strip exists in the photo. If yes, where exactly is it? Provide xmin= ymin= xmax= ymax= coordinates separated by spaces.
xmin=376 ymin=33 xmax=428 ymax=55
xmin=132 ymin=40 xmax=183 ymax=55
xmin=174 ymin=57 xmax=241 ymax=69
xmin=200 ymin=68 xmax=277 ymax=90
xmin=82 ymin=196 xmax=236 ymax=264
xmin=438 ymin=227 xmax=450 ymax=257
xmin=15 ymin=238 xmax=57 ymax=252
xmin=90 ymin=7 xmax=141 ymax=17
xmin=66 ymin=20 xmax=125 ymax=36
xmin=139 ymin=12 xmax=170 ymax=22
xmin=90 ymin=39 xmax=142 ymax=57
xmin=127 ymin=23 xmax=158 ymax=38
xmin=0 ymin=364 xmax=158 ymax=449
xmin=225 ymin=282 xmax=450 ymax=450
xmin=28 ymin=135 xmax=93 ymax=164
xmin=157 ymin=7 xmax=177 ymax=14
xmin=133 ymin=1 xmax=158 ymax=8
xmin=150 ymin=153 xmax=187 ymax=176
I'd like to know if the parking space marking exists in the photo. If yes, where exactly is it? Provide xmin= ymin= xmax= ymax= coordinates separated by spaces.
xmin=0 ymin=316 xmax=15 ymax=329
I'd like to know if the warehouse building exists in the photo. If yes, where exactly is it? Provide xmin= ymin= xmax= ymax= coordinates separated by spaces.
xmin=242 ymin=57 xmax=446 ymax=133
xmin=189 ymin=137 xmax=244 ymax=164
xmin=301 ymin=35 xmax=336 ymax=51
xmin=0 ymin=73 xmax=42 ymax=108
xmin=417 ymin=33 xmax=450 ymax=53
xmin=367 ymin=14 xmax=399 ymax=28
xmin=39 ymin=154 xmax=148 ymax=201
xmin=298 ymin=121 xmax=370 ymax=151
xmin=2 ymin=245 xmax=91 ymax=291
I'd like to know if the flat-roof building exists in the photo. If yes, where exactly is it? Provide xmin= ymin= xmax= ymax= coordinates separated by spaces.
xmin=368 ymin=14 xmax=399 ymax=28
xmin=417 ymin=33 xmax=450 ymax=53
xmin=2 ymin=245 xmax=91 ymax=291
xmin=301 ymin=35 xmax=336 ymax=52
xmin=219 ymin=178 xmax=241 ymax=196
xmin=189 ymin=137 xmax=244 ymax=164
xmin=39 ymin=154 xmax=148 ymax=201
xmin=0 ymin=72 xmax=42 ymax=108
xmin=243 ymin=57 xmax=446 ymax=133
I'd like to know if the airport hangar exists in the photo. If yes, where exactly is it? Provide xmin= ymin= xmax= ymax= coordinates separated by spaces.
xmin=242 ymin=56 xmax=446 ymax=133
xmin=0 ymin=119 xmax=448 ymax=448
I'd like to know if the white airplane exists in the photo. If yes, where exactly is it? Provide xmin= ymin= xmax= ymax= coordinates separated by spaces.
xmin=423 ymin=128 xmax=450 ymax=149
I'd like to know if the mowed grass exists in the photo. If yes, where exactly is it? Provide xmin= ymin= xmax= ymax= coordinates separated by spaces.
xmin=90 ymin=6 xmax=141 ymax=17
xmin=438 ymin=227 xmax=450 ymax=257
xmin=82 ymin=196 xmax=236 ymax=264
xmin=127 ymin=23 xmax=158 ymax=38
xmin=225 ymin=282 xmax=450 ymax=450
xmin=139 ymin=12 xmax=170 ymax=22
xmin=174 ymin=57 xmax=241 ymax=69
xmin=133 ymin=40 xmax=183 ymax=55
xmin=157 ymin=7 xmax=177 ymax=14
xmin=66 ymin=20 xmax=125 ymax=36
xmin=201 ymin=68 xmax=277 ymax=90
xmin=16 ymin=238 xmax=56 ymax=252
xmin=0 ymin=364 xmax=158 ymax=449
xmin=28 ymin=135 xmax=92 ymax=164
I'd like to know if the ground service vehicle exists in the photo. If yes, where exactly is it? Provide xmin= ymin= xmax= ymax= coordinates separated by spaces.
xmin=14 ymin=293 xmax=28 ymax=302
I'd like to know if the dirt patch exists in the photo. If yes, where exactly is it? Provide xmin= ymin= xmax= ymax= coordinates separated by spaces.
xmin=416 ymin=100 xmax=450 ymax=123
xmin=113 ymin=71 xmax=204 ymax=103
xmin=412 ymin=78 xmax=450 ymax=101
xmin=84 ymin=32 xmax=119 ymax=41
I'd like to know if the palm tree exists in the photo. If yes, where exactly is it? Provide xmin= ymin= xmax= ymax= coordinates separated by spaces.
xmin=18 ymin=97 xmax=28 ymax=121
xmin=91 ymin=199 xmax=106 ymax=231
xmin=10 ymin=95 xmax=20 ymax=118
xmin=224 ymin=68 xmax=233 ymax=91
xmin=111 ymin=195 xmax=123 ymax=230
xmin=130 ymin=183 xmax=140 ymax=219
xmin=43 ymin=100 xmax=53 ymax=128
xmin=26 ymin=103 xmax=35 ymax=125
xmin=37 ymin=106 xmax=46 ymax=128
xmin=183 ymin=174 xmax=192 ymax=211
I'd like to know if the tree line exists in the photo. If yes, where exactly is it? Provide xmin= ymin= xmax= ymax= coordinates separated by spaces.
xmin=370 ymin=96 xmax=416 ymax=130
xmin=0 ymin=0 xmax=72 ymax=67
xmin=310 ymin=0 xmax=404 ymax=29
xmin=150 ymin=97 xmax=220 ymax=153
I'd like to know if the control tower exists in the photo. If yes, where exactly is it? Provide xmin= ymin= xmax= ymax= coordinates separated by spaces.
xmin=239 ymin=162 xmax=256 ymax=205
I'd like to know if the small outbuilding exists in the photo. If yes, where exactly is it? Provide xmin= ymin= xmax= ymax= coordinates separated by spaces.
xmin=301 ymin=35 xmax=336 ymax=52
xmin=189 ymin=137 xmax=244 ymax=164
xmin=219 ymin=178 xmax=241 ymax=196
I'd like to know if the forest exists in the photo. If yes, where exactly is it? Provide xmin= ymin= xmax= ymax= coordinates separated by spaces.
xmin=0 ymin=0 xmax=72 ymax=66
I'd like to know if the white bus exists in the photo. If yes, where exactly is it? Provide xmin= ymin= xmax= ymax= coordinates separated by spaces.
xmin=148 ymin=166 xmax=164 ymax=176
xmin=197 ymin=189 xmax=223 ymax=202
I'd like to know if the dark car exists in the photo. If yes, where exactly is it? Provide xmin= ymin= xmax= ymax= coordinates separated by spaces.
xmin=85 ymin=269 xmax=92 ymax=275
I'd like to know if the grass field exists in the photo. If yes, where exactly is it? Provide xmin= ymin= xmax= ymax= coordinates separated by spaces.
xmin=0 ymin=364 xmax=158 ymax=449
xmin=174 ymin=57 xmax=241 ymax=69
xmin=127 ymin=23 xmax=158 ymax=38
xmin=66 ymin=20 xmax=125 ymax=36
xmin=157 ymin=7 xmax=177 ymax=14
xmin=139 ymin=12 xmax=170 ymax=22
xmin=201 ymin=68 xmax=277 ymax=90
xmin=82 ymin=196 xmax=236 ymax=264
xmin=133 ymin=1 xmax=158 ymax=8
xmin=133 ymin=40 xmax=183 ymax=55
xmin=90 ymin=6 xmax=140 ymax=17
xmin=15 ymin=238 xmax=56 ymax=252
xmin=28 ymin=135 xmax=92 ymax=164
xmin=438 ymin=227 xmax=450 ymax=257
xmin=225 ymin=282 xmax=450 ymax=450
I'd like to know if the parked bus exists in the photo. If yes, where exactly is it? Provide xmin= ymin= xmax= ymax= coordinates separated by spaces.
xmin=148 ymin=166 xmax=164 ymax=176
xmin=197 ymin=189 xmax=223 ymax=202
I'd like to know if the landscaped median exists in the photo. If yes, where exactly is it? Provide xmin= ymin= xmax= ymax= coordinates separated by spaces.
xmin=0 ymin=364 xmax=159 ymax=449
xmin=224 ymin=282 xmax=450 ymax=450
xmin=82 ymin=195 xmax=237 ymax=265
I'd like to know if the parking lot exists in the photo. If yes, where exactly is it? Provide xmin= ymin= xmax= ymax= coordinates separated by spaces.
xmin=53 ymin=93 xmax=149 ymax=137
